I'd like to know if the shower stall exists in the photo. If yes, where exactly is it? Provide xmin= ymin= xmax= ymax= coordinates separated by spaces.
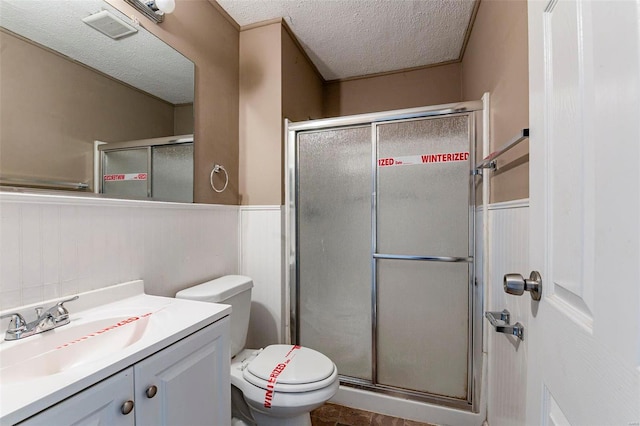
xmin=285 ymin=101 xmax=484 ymax=411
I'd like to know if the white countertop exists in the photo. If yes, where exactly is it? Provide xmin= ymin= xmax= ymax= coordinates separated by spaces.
xmin=0 ymin=281 xmax=231 ymax=424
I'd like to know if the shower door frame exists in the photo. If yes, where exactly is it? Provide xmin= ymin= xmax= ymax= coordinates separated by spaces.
xmin=285 ymin=100 xmax=484 ymax=412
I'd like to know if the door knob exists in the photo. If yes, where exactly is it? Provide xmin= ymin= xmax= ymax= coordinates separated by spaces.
xmin=503 ymin=271 xmax=542 ymax=301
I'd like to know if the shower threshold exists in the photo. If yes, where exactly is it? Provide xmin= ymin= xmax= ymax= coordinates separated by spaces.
xmin=338 ymin=375 xmax=473 ymax=412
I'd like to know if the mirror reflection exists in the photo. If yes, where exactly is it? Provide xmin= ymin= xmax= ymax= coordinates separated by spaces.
xmin=0 ymin=0 xmax=195 ymax=202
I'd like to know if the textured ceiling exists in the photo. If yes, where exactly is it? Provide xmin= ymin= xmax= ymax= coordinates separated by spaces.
xmin=216 ymin=0 xmax=477 ymax=81
xmin=0 ymin=0 xmax=194 ymax=104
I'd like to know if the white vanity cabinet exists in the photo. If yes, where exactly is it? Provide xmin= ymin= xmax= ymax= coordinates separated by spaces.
xmin=18 ymin=319 xmax=230 ymax=426
xmin=133 ymin=319 xmax=230 ymax=426
xmin=19 ymin=367 xmax=135 ymax=426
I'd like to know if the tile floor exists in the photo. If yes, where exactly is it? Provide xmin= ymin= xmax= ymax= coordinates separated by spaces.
xmin=310 ymin=403 xmax=437 ymax=426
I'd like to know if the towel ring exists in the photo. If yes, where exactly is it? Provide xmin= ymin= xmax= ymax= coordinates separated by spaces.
xmin=210 ymin=164 xmax=228 ymax=193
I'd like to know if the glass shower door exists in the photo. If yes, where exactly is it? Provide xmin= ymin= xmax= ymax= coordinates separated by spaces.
xmin=152 ymin=143 xmax=194 ymax=202
xmin=102 ymin=148 xmax=149 ymax=199
xmin=297 ymin=126 xmax=372 ymax=380
xmin=100 ymin=141 xmax=193 ymax=202
xmin=375 ymin=114 xmax=472 ymax=400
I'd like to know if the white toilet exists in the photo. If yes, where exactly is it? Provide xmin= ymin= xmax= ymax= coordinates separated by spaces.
xmin=176 ymin=275 xmax=339 ymax=426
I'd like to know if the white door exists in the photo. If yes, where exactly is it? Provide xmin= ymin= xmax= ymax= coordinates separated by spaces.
xmin=527 ymin=1 xmax=640 ymax=425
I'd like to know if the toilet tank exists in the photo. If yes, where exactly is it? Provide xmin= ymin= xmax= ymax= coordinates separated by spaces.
xmin=176 ymin=275 xmax=253 ymax=358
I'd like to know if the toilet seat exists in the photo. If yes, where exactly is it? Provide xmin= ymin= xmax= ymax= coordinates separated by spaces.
xmin=242 ymin=345 xmax=337 ymax=393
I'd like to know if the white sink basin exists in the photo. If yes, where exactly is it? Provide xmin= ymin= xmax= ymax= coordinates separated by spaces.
xmin=0 ymin=280 xmax=231 ymax=425
xmin=0 ymin=314 xmax=150 ymax=383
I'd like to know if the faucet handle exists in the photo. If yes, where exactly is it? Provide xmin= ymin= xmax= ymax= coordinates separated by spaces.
xmin=52 ymin=295 xmax=79 ymax=322
xmin=35 ymin=307 xmax=43 ymax=317
xmin=0 ymin=312 xmax=27 ymax=334
xmin=57 ymin=295 xmax=79 ymax=308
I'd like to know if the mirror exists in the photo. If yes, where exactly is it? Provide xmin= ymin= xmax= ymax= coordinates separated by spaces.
xmin=0 ymin=0 xmax=195 ymax=202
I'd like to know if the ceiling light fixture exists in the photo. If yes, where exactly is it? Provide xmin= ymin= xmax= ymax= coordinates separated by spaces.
xmin=124 ymin=0 xmax=175 ymax=24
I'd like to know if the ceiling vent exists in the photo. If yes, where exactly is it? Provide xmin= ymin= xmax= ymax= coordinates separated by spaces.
xmin=82 ymin=10 xmax=137 ymax=40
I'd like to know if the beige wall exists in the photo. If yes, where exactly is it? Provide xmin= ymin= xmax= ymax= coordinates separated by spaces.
xmin=0 ymin=30 xmax=174 ymax=191
xmin=238 ymin=23 xmax=282 ymax=205
xmin=239 ymin=21 xmax=323 ymax=205
xmin=109 ymin=0 xmax=240 ymax=204
xmin=174 ymin=104 xmax=194 ymax=135
xmin=282 ymin=26 xmax=324 ymax=123
xmin=323 ymin=63 xmax=462 ymax=117
xmin=281 ymin=24 xmax=324 ymax=203
xmin=461 ymin=0 xmax=529 ymax=202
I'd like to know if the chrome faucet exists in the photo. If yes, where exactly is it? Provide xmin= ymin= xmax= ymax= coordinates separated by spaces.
xmin=0 ymin=296 xmax=79 ymax=341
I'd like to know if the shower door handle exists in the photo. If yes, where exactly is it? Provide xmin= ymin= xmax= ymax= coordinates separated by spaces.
xmin=373 ymin=253 xmax=472 ymax=263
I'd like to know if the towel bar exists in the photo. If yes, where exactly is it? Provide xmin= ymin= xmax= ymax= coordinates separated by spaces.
xmin=476 ymin=128 xmax=529 ymax=171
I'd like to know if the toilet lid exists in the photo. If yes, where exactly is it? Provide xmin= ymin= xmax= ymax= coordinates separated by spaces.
xmin=243 ymin=345 xmax=336 ymax=392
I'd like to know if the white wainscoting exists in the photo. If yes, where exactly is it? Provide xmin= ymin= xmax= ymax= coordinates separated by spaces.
xmin=1 ymin=192 xmax=529 ymax=424
xmin=484 ymin=199 xmax=529 ymax=426
xmin=0 ymin=192 xmax=238 ymax=310
xmin=238 ymin=205 xmax=283 ymax=349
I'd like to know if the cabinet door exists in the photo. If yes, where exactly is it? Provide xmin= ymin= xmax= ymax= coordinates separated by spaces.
xmin=134 ymin=319 xmax=231 ymax=426
xmin=19 ymin=368 xmax=135 ymax=426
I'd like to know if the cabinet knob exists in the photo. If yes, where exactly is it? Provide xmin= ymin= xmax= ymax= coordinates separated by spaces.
xmin=146 ymin=385 xmax=158 ymax=399
xmin=121 ymin=400 xmax=135 ymax=415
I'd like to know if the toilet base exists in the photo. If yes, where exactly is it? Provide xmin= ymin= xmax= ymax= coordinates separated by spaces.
xmin=232 ymin=385 xmax=256 ymax=425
